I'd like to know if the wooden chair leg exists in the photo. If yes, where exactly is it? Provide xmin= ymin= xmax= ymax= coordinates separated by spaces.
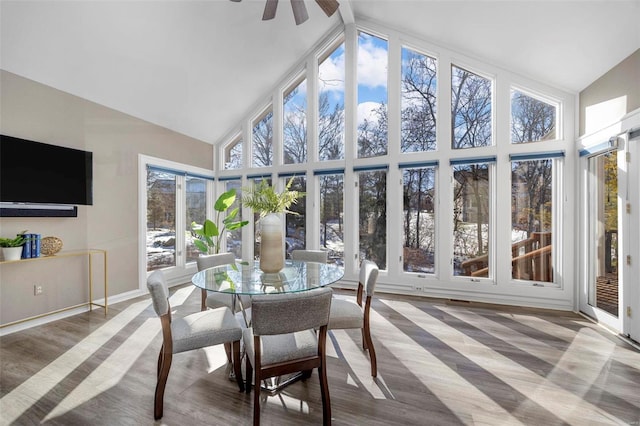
xmin=318 ymin=331 xmax=331 ymax=425
xmin=154 ymin=349 xmax=172 ymax=420
xmin=363 ymin=324 xmax=377 ymax=377
xmin=157 ymin=344 xmax=164 ymax=377
xmin=245 ymin=355 xmax=253 ymax=394
xmin=301 ymin=369 xmax=313 ymax=380
xmin=232 ymin=340 xmax=244 ymax=392
xmin=253 ymin=368 xmax=261 ymax=425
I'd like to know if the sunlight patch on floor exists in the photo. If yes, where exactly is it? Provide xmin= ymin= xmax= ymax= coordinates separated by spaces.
xmin=0 ymin=285 xmax=195 ymax=424
xmin=382 ymin=300 xmax=626 ymax=424
xmin=329 ymin=329 xmax=388 ymax=399
xmin=43 ymin=318 xmax=160 ymax=421
xmin=264 ymin=392 xmax=310 ymax=414
xmin=371 ymin=302 xmax=526 ymax=425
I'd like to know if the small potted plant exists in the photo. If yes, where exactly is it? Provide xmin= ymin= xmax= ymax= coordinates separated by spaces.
xmin=0 ymin=232 xmax=29 ymax=261
xmin=191 ymin=188 xmax=248 ymax=255
xmin=242 ymin=178 xmax=303 ymax=273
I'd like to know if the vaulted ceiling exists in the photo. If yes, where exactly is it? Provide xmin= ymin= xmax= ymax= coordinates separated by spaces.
xmin=1 ymin=1 xmax=638 ymax=145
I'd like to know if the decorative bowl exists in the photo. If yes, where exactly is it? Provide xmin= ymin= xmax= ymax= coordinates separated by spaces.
xmin=41 ymin=236 xmax=63 ymax=256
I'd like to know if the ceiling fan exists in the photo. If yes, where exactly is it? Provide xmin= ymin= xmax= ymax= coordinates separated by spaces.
xmin=232 ymin=0 xmax=340 ymax=25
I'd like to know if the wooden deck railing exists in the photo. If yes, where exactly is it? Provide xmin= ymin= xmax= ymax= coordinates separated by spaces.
xmin=461 ymin=232 xmax=552 ymax=281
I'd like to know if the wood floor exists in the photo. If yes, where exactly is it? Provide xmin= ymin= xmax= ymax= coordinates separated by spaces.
xmin=1 ymin=284 xmax=639 ymax=425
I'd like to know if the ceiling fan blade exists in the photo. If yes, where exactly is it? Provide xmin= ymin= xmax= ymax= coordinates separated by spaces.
xmin=291 ymin=0 xmax=309 ymax=25
xmin=262 ymin=0 xmax=278 ymax=20
xmin=315 ymin=0 xmax=339 ymax=17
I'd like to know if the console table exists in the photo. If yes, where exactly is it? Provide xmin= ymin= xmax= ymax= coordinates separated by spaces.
xmin=0 ymin=249 xmax=108 ymax=328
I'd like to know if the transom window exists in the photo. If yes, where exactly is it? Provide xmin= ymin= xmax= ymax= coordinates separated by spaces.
xmin=357 ymin=31 xmax=388 ymax=158
xmin=511 ymin=89 xmax=557 ymax=144
xmin=401 ymin=47 xmax=437 ymax=153
xmin=283 ymin=77 xmax=308 ymax=164
xmin=253 ymin=109 xmax=273 ymax=167
xmin=451 ymin=65 xmax=492 ymax=149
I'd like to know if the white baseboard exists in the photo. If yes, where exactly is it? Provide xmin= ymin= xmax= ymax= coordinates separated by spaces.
xmin=0 ymin=288 xmax=147 ymax=337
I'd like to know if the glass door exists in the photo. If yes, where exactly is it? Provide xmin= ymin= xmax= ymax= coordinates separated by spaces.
xmin=583 ymin=149 xmax=622 ymax=330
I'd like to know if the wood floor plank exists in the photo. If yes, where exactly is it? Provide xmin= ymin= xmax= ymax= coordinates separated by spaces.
xmin=1 ymin=286 xmax=639 ymax=425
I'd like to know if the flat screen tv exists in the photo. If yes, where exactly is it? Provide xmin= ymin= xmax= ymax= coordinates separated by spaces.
xmin=0 ymin=135 xmax=93 ymax=206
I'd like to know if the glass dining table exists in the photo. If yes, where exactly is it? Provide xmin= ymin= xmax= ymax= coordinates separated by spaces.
xmin=192 ymin=259 xmax=344 ymax=392
xmin=191 ymin=259 xmax=344 ymax=326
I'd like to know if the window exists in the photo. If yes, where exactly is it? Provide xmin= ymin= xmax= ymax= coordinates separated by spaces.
xmin=284 ymin=78 xmax=308 ymax=164
xmin=318 ymin=41 xmax=345 ymax=161
xmin=224 ymin=136 xmax=242 ymax=170
xmin=282 ymin=175 xmax=306 ymax=257
xmin=511 ymin=157 xmax=554 ymax=282
xmin=145 ymin=162 xmax=213 ymax=273
xmin=358 ymin=168 xmax=387 ymax=269
xmin=253 ymin=109 xmax=273 ymax=167
xmin=511 ymin=89 xmax=557 ymax=144
xmin=147 ymin=168 xmax=177 ymax=271
xmin=452 ymin=161 xmax=492 ymax=277
xmin=318 ymin=172 xmax=344 ymax=265
xmin=252 ymin=177 xmax=272 ymax=259
xmin=402 ymin=165 xmax=436 ymax=273
xmin=185 ymin=176 xmax=207 ymax=264
xmin=223 ymin=179 xmax=244 ymax=259
xmin=401 ymin=47 xmax=437 ymax=153
xmin=451 ymin=65 xmax=492 ymax=149
xmin=357 ymin=31 xmax=388 ymax=158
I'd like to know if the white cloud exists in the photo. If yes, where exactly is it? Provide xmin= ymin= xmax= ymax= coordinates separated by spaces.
xmin=319 ymin=51 xmax=345 ymax=94
xmin=357 ymin=37 xmax=387 ymax=88
xmin=357 ymin=101 xmax=382 ymax=126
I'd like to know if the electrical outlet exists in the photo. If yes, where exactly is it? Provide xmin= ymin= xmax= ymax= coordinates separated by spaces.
xmin=34 ymin=285 xmax=43 ymax=296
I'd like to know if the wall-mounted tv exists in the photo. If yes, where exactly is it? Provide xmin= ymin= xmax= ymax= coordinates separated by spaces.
xmin=0 ymin=135 xmax=93 ymax=207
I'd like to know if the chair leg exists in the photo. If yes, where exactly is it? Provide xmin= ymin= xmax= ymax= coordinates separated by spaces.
xmin=245 ymin=355 xmax=253 ymax=394
xmin=157 ymin=343 xmax=164 ymax=377
xmin=363 ymin=324 xmax=377 ymax=377
xmin=232 ymin=340 xmax=244 ymax=392
xmin=154 ymin=348 xmax=172 ymax=420
xmin=224 ymin=342 xmax=232 ymax=364
xmin=253 ymin=367 xmax=261 ymax=426
xmin=201 ymin=289 xmax=207 ymax=311
xmin=318 ymin=331 xmax=331 ymax=425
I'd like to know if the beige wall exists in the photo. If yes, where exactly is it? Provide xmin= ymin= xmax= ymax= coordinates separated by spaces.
xmin=0 ymin=70 xmax=213 ymax=325
xmin=579 ymin=49 xmax=640 ymax=136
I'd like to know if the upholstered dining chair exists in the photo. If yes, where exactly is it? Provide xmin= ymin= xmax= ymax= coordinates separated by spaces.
xmin=196 ymin=252 xmax=237 ymax=311
xmin=146 ymin=270 xmax=244 ymax=420
xmin=291 ymin=249 xmax=328 ymax=263
xmin=244 ymin=287 xmax=333 ymax=426
xmin=328 ymin=259 xmax=379 ymax=377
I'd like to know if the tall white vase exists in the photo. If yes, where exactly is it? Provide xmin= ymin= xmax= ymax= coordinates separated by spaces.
xmin=259 ymin=213 xmax=285 ymax=273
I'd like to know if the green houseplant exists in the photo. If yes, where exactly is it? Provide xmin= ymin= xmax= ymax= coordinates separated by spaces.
xmin=0 ymin=231 xmax=29 ymax=261
xmin=191 ymin=188 xmax=248 ymax=255
xmin=242 ymin=178 xmax=303 ymax=272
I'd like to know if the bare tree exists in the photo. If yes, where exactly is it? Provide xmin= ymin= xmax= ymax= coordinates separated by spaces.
xmin=253 ymin=111 xmax=273 ymax=167
xmin=283 ymin=87 xmax=307 ymax=164
xmin=318 ymin=92 xmax=344 ymax=161
xmin=401 ymin=49 xmax=437 ymax=152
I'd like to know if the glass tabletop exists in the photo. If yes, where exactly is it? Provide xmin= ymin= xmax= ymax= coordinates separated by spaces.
xmin=191 ymin=260 xmax=344 ymax=295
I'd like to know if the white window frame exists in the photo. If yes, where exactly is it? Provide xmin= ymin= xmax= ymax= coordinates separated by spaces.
xmin=138 ymin=154 xmax=214 ymax=291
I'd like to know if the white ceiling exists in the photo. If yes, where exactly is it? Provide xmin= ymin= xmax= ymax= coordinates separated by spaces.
xmin=1 ymin=1 xmax=639 ymax=145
